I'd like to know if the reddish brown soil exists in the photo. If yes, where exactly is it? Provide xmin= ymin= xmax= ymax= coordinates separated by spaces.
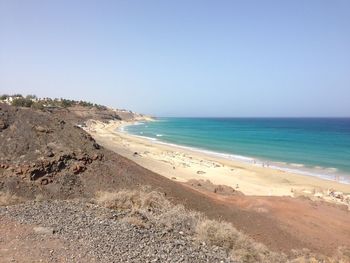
xmin=0 ymin=217 xmax=90 ymax=263
xmin=182 ymin=184 xmax=350 ymax=256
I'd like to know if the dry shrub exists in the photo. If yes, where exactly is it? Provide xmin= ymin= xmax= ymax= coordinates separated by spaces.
xmin=95 ymin=189 xmax=171 ymax=214
xmin=290 ymin=247 xmax=350 ymax=263
xmin=196 ymin=219 xmax=240 ymax=249
xmin=157 ymin=204 xmax=202 ymax=234
xmin=230 ymin=238 xmax=284 ymax=263
xmin=95 ymin=189 xmax=201 ymax=233
xmin=95 ymin=190 xmax=140 ymax=210
xmin=196 ymin=219 xmax=286 ymax=263
xmin=289 ymin=249 xmax=324 ymax=263
xmin=0 ymin=191 xmax=23 ymax=206
xmin=333 ymin=247 xmax=350 ymax=263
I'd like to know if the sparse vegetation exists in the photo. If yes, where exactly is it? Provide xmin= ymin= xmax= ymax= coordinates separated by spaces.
xmin=60 ymin=98 xmax=74 ymax=108
xmin=287 ymin=247 xmax=350 ymax=263
xmin=94 ymin=188 xmax=350 ymax=263
xmin=95 ymin=189 xmax=201 ymax=233
xmin=0 ymin=94 xmax=108 ymax=110
xmin=26 ymin=94 xmax=37 ymax=100
xmin=12 ymin=97 xmax=33 ymax=107
xmin=94 ymin=103 xmax=108 ymax=110
xmin=31 ymin=101 xmax=45 ymax=110
xmin=195 ymin=219 xmax=285 ymax=262
xmin=78 ymin=100 xmax=94 ymax=107
xmin=0 ymin=94 xmax=9 ymax=100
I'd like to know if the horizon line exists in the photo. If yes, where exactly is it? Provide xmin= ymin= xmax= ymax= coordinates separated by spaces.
xmin=156 ymin=116 xmax=350 ymax=119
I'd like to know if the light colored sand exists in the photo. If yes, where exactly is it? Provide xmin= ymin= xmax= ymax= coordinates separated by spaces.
xmin=86 ymin=120 xmax=350 ymax=201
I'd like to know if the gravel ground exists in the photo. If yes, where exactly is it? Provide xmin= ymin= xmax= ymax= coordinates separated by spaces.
xmin=0 ymin=200 xmax=233 ymax=263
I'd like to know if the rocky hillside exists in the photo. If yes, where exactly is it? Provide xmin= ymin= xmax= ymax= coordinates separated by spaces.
xmin=0 ymin=94 xmax=148 ymax=124
xmin=0 ymin=101 xmax=156 ymax=199
xmin=0 ymin=103 xmax=209 ymax=203
xmin=0 ymin=103 xmax=106 ymax=197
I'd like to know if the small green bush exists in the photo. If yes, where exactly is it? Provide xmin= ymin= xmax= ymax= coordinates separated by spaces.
xmin=0 ymin=94 xmax=9 ymax=100
xmin=26 ymin=94 xmax=37 ymax=100
xmin=60 ymin=99 xmax=74 ymax=108
xmin=31 ymin=101 xmax=45 ymax=110
xmin=12 ymin=97 xmax=33 ymax=107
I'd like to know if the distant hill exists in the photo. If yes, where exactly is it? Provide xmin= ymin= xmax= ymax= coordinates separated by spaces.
xmin=0 ymin=94 xmax=152 ymax=123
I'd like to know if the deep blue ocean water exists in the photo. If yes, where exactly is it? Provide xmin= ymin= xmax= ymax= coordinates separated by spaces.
xmin=124 ymin=118 xmax=350 ymax=183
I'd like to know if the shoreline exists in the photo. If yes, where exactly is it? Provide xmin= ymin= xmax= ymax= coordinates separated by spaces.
xmin=124 ymin=127 xmax=350 ymax=185
xmin=124 ymin=120 xmax=350 ymax=185
xmin=86 ymin=119 xmax=350 ymax=205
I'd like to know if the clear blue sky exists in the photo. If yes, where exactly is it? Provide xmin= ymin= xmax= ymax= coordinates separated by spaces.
xmin=1 ymin=0 xmax=349 ymax=117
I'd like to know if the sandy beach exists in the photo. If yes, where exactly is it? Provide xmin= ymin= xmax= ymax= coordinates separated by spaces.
xmin=86 ymin=119 xmax=350 ymax=204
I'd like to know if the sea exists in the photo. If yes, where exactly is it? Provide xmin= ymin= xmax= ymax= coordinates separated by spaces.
xmin=123 ymin=118 xmax=350 ymax=183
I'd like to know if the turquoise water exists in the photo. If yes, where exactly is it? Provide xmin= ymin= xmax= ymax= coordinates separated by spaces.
xmin=124 ymin=118 xmax=350 ymax=183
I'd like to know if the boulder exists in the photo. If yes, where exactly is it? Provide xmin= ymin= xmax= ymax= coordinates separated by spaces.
xmin=33 ymin=226 xmax=56 ymax=235
xmin=72 ymin=162 xmax=86 ymax=174
xmin=46 ymin=150 xmax=54 ymax=157
xmin=34 ymin=125 xmax=52 ymax=133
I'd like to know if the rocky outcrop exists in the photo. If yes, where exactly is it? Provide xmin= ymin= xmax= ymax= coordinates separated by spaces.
xmin=0 ymin=151 xmax=104 ymax=183
xmin=0 ymin=103 xmax=107 ymax=198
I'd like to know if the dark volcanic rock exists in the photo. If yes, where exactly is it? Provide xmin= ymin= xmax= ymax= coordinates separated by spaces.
xmin=0 ymin=103 xmax=106 ymax=198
